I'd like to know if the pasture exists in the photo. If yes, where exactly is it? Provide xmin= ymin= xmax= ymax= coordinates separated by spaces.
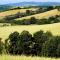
xmin=0 ymin=23 xmax=60 ymax=41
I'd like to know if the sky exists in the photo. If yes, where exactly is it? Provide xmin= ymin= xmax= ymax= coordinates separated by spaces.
xmin=0 ymin=0 xmax=60 ymax=5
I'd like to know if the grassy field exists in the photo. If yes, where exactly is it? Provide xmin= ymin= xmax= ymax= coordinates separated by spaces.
xmin=0 ymin=23 xmax=60 ymax=41
xmin=0 ymin=55 xmax=60 ymax=60
xmin=15 ymin=9 xmax=60 ymax=20
xmin=0 ymin=8 xmax=37 ymax=17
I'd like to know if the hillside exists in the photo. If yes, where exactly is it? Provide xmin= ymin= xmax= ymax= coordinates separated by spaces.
xmin=0 ymin=23 xmax=60 ymax=41
xmin=15 ymin=9 xmax=60 ymax=20
xmin=0 ymin=8 xmax=37 ymax=17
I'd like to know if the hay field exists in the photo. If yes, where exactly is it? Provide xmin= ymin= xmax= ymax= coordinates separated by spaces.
xmin=0 ymin=55 xmax=60 ymax=60
xmin=0 ymin=23 xmax=60 ymax=41
xmin=16 ymin=9 xmax=60 ymax=20
xmin=0 ymin=8 xmax=37 ymax=17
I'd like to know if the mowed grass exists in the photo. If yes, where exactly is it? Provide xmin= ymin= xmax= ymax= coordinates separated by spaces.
xmin=0 ymin=8 xmax=37 ymax=17
xmin=0 ymin=55 xmax=60 ymax=60
xmin=0 ymin=23 xmax=60 ymax=41
xmin=16 ymin=9 xmax=60 ymax=20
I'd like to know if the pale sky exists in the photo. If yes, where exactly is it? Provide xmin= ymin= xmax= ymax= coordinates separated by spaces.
xmin=0 ymin=0 xmax=60 ymax=5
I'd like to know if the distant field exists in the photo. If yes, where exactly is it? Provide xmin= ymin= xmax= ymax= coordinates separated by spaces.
xmin=0 ymin=8 xmax=37 ymax=17
xmin=0 ymin=23 xmax=60 ymax=41
xmin=0 ymin=55 xmax=60 ymax=60
xmin=15 ymin=9 xmax=60 ymax=20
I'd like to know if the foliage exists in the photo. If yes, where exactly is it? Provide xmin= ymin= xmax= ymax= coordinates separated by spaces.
xmin=0 ymin=30 xmax=59 ymax=57
xmin=0 ymin=38 xmax=4 ymax=54
xmin=42 ymin=36 xmax=60 ymax=57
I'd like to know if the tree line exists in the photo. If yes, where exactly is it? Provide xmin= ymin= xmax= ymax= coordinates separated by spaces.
xmin=0 ymin=30 xmax=60 ymax=57
xmin=1 ymin=14 xmax=60 ymax=25
xmin=13 ymin=15 xmax=60 ymax=25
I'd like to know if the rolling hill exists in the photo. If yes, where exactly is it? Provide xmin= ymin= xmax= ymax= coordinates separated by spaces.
xmin=0 ymin=8 xmax=37 ymax=17
xmin=15 ymin=9 xmax=60 ymax=20
xmin=0 ymin=23 xmax=60 ymax=41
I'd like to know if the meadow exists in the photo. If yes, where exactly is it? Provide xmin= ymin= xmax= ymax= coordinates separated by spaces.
xmin=0 ymin=23 xmax=60 ymax=41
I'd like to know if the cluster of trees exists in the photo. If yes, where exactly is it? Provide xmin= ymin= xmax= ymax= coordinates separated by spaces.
xmin=0 ymin=30 xmax=60 ymax=57
xmin=13 ymin=15 xmax=60 ymax=25
xmin=1 ymin=15 xmax=60 ymax=25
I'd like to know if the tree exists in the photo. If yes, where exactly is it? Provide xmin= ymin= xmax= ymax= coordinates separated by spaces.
xmin=0 ymin=38 xmax=4 ymax=54
xmin=30 ymin=17 xmax=37 ymax=24
xmin=33 ymin=30 xmax=44 ymax=55
xmin=8 ymin=31 xmax=20 ymax=54
xmin=33 ymin=30 xmax=44 ymax=43
xmin=42 ymin=36 xmax=60 ymax=57
xmin=20 ymin=30 xmax=32 ymax=55
xmin=56 ymin=44 xmax=60 ymax=57
xmin=26 ymin=10 xmax=31 ymax=15
xmin=47 ymin=6 xmax=54 ymax=11
xmin=33 ymin=30 xmax=53 ymax=56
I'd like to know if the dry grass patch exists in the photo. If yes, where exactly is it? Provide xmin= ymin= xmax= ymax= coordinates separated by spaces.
xmin=0 ymin=55 xmax=60 ymax=60
xmin=0 ymin=8 xmax=37 ymax=17
xmin=0 ymin=23 xmax=60 ymax=41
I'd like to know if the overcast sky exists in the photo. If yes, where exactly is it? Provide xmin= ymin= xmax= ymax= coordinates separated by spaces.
xmin=0 ymin=0 xmax=60 ymax=5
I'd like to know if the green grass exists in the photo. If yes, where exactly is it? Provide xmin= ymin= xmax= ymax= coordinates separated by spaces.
xmin=0 ymin=55 xmax=60 ymax=60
